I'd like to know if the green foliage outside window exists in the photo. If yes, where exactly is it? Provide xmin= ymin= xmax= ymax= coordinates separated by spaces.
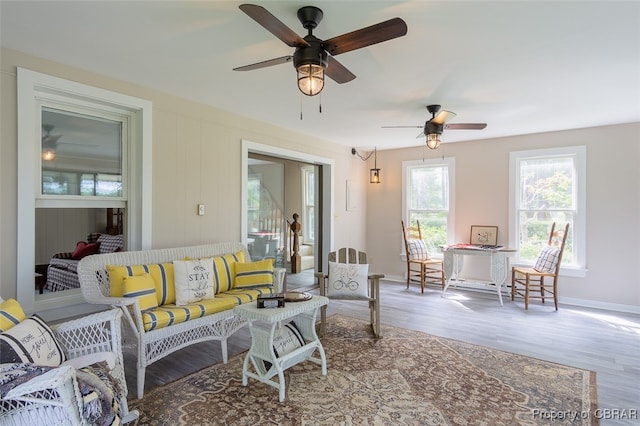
xmin=518 ymin=157 xmax=574 ymax=263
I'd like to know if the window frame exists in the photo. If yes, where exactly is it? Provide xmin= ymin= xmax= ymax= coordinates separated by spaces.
xmin=301 ymin=165 xmax=315 ymax=243
xmin=509 ymin=146 xmax=587 ymax=277
xmin=17 ymin=67 xmax=152 ymax=314
xmin=402 ymin=157 xmax=456 ymax=258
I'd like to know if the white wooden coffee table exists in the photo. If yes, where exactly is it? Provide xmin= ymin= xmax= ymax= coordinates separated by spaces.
xmin=234 ymin=295 xmax=329 ymax=401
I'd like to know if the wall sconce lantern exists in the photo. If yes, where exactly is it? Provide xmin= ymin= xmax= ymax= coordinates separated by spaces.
xmin=352 ymin=147 xmax=381 ymax=184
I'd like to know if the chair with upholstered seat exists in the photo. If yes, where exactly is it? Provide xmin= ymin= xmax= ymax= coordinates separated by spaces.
xmin=401 ymin=220 xmax=444 ymax=293
xmin=315 ymin=248 xmax=384 ymax=338
xmin=511 ymin=222 xmax=570 ymax=310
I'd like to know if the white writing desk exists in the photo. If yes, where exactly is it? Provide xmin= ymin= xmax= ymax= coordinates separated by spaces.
xmin=442 ymin=245 xmax=517 ymax=306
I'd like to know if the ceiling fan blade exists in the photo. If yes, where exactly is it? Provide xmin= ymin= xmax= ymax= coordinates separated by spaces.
xmin=322 ymin=17 xmax=407 ymax=56
xmin=445 ymin=123 xmax=487 ymax=130
xmin=233 ymin=55 xmax=293 ymax=71
xmin=325 ymin=56 xmax=356 ymax=84
xmin=239 ymin=4 xmax=309 ymax=48
xmin=431 ymin=110 xmax=456 ymax=125
xmin=381 ymin=125 xmax=423 ymax=129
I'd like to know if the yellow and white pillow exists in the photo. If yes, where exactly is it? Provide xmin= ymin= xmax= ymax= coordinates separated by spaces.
xmin=234 ymin=259 xmax=274 ymax=289
xmin=0 ymin=298 xmax=26 ymax=332
xmin=122 ymin=274 xmax=158 ymax=312
xmin=107 ymin=262 xmax=175 ymax=305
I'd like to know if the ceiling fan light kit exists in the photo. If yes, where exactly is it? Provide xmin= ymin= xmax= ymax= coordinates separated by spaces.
xmin=235 ymin=4 xmax=407 ymax=97
xmin=383 ymin=104 xmax=487 ymax=149
xmin=42 ymin=124 xmax=61 ymax=160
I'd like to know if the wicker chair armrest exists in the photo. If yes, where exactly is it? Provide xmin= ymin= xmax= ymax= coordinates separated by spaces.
xmin=3 ymin=366 xmax=76 ymax=400
xmin=53 ymin=309 xmax=123 ymax=357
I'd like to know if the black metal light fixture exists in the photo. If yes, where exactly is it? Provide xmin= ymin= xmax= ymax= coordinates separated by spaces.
xmin=352 ymin=147 xmax=381 ymax=184
xmin=424 ymin=119 xmax=443 ymax=150
xmin=293 ymin=7 xmax=328 ymax=96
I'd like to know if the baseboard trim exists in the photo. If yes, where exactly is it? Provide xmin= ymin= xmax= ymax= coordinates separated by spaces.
xmin=383 ymin=275 xmax=640 ymax=315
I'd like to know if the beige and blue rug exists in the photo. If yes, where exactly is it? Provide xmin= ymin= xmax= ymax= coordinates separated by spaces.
xmin=129 ymin=314 xmax=597 ymax=425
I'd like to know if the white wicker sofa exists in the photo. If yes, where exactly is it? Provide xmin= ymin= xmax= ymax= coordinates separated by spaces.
xmin=0 ymin=306 xmax=138 ymax=425
xmin=77 ymin=242 xmax=285 ymax=399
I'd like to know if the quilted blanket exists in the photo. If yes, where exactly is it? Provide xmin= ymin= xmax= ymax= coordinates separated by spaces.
xmin=0 ymin=362 xmax=122 ymax=425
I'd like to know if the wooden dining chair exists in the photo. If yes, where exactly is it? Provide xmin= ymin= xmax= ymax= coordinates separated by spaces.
xmin=511 ymin=222 xmax=570 ymax=310
xmin=401 ymin=220 xmax=444 ymax=293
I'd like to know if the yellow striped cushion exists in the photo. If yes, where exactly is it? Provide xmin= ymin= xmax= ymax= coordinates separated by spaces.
xmin=141 ymin=298 xmax=238 ymax=331
xmin=234 ymin=259 xmax=274 ymax=289
xmin=211 ymin=251 xmax=245 ymax=294
xmin=216 ymin=286 xmax=276 ymax=304
xmin=122 ymin=274 xmax=158 ymax=312
xmin=0 ymin=299 xmax=26 ymax=332
xmin=107 ymin=263 xmax=175 ymax=305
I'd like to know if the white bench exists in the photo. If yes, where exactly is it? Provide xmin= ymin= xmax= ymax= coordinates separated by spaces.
xmin=77 ymin=242 xmax=285 ymax=398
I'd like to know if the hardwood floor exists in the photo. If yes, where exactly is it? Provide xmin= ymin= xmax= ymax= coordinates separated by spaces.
xmin=124 ymin=279 xmax=640 ymax=425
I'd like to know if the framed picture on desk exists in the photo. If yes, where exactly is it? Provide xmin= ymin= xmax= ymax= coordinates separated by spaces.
xmin=470 ymin=226 xmax=498 ymax=246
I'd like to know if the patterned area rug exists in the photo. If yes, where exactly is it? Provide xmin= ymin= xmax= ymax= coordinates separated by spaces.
xmin=129 ymin=314 xmax=597 ymax=425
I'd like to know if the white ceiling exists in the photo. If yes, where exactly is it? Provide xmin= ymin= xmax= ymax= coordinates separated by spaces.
xmin=2 ymin=1 xmax=639 ymax=152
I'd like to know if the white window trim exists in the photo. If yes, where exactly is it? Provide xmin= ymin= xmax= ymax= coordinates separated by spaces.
xmin=301 ymin=165 xmax=315 ymax=243
xmin=17 ymin=68 xmax=152 ymax=314
xmin=509 ymin=146 xmax=587 ymax=277
xmin=401 ymin=157 xmax=456 ymax=258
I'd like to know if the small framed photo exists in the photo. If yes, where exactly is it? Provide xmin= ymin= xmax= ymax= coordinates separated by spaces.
xmin=470 ymin=226 xmax=498 ymax=246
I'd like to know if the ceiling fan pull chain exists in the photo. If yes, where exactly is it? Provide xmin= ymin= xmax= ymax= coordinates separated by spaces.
xmin=319 ymin=92 xmax=322 ymax=114
xmin=300 ymin=94 xmax=303 ymax=120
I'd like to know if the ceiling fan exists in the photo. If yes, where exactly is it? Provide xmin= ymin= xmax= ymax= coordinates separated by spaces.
xmin=383 ymin=105 xmax=487 ymax=149
xmin=233 ymin=4 xmax=407 ymax=96
xmin=41 ymin=124 xmax=62 ymax=160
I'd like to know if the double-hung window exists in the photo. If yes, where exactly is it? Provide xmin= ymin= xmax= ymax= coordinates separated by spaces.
xmin=402 ymin=158 xmax=455 ymax=256
xmin=509 ymin=146 xmax=586 ymax=273
xmin=301 ymin=165 xmax=315 ymax=243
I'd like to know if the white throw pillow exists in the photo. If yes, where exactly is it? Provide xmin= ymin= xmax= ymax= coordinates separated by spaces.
xmin=327 ymin=261 xmax=369 ymax=298
xmin=533 ymin=245 xmax=561 ymax=273
xmin=407 ymin=239 xmax=429 ymax=260
xmin=173 ymin=258 xmax=215 ymax=305
xmin=0 ymin=315 xmax=67 ymax=366
xmin=272 ymin=321 xmax=305 ymax=358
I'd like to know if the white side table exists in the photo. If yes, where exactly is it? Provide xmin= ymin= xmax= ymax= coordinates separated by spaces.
xmin=234 ymin=295 xmax=329 ymax=401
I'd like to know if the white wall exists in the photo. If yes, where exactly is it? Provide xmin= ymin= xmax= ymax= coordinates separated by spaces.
xmin=366 ymin=124 xmax=640 ymax=312
xmin=3 ymin=47 xmax=636 ymax=316
xmin=0 ymin=48 xmax=369 ymax=316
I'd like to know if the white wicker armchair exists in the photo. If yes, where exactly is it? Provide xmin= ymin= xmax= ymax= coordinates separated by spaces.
xmin=0 ymin=307 xmax=138 ymax=425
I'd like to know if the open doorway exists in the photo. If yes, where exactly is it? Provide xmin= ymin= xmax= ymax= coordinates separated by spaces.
xmin=241 ymin=140 xmax=334 ymax=291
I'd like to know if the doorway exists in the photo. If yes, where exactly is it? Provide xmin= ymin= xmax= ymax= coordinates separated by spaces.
xmin=241 ymin=140 xmax=334 ymax=290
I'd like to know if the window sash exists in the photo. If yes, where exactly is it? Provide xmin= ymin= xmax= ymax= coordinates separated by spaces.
xmin=403 ymin=158 xmax=455 ymax=256
xmin=510 ymin=146 xmax=586 ymax=270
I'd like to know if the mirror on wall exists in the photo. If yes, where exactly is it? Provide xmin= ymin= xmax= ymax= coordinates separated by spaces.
xmin=34 ymin=208 xmax=124 ymax=297
xmin=17 ymin=68 xmax=152 ymax=316
xmin=41 ymin=108 xmax=123 ymax=198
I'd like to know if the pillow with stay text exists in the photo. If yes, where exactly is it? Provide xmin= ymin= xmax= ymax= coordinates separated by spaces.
xmin=173 ymin=258 xmax=215 ymax=305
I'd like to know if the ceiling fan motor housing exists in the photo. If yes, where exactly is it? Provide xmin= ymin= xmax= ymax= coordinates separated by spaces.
xmin=293 ymin=35 xmax=328 ymax=69
xmin=425 ymin=121 xmax=443 ymax=135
